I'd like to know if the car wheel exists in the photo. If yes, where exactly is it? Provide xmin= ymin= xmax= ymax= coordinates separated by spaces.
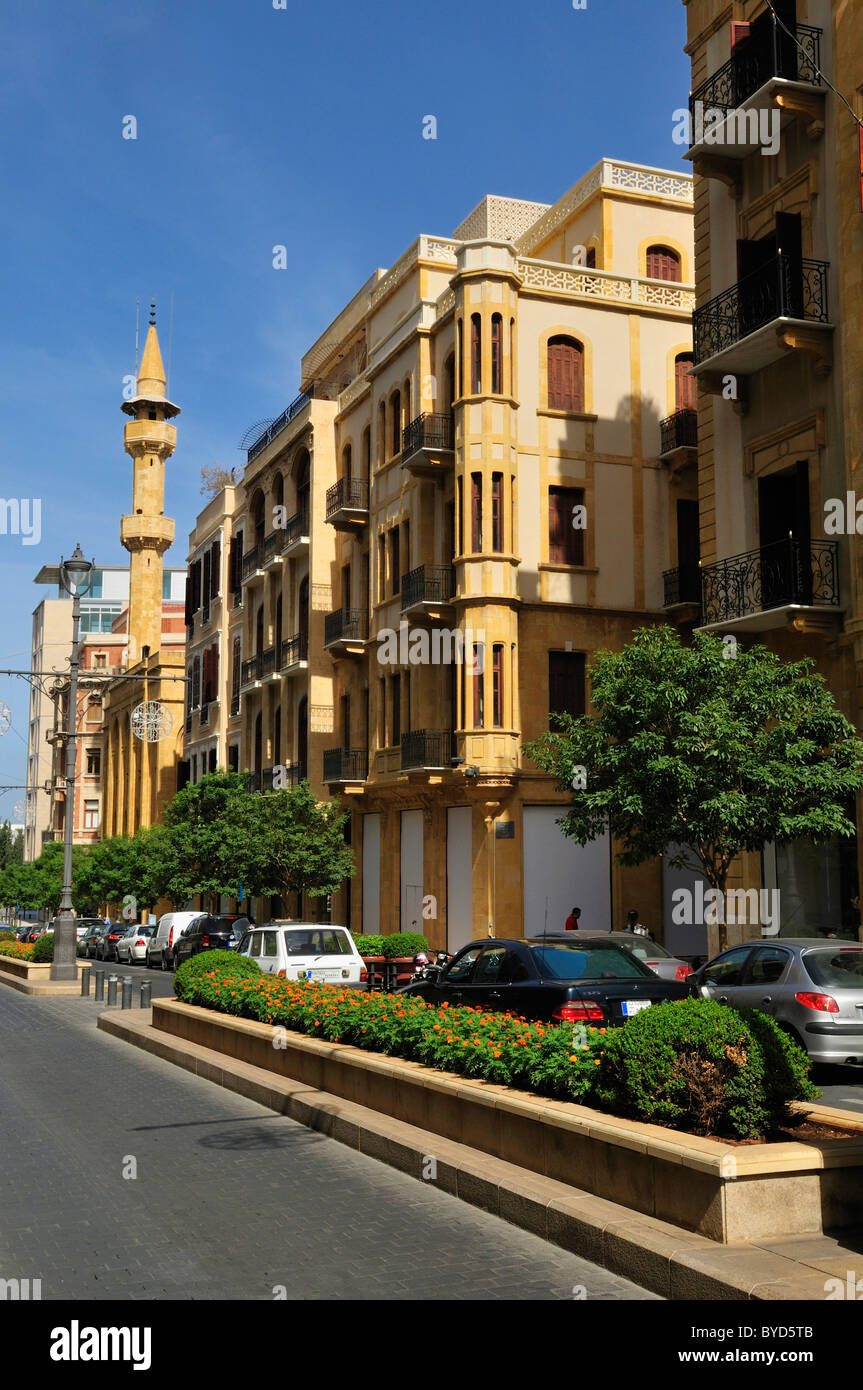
xmin=160 ymin=951 xmax=168 ymax=971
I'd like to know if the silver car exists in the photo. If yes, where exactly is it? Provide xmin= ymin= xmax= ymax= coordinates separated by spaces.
xmin=534 ymin=932 xmax=694 ymax=982
xmin=691 ymin=939 xmax=863 ymax=1066
xmin=116 ymin=923 xmax=154 ymax=965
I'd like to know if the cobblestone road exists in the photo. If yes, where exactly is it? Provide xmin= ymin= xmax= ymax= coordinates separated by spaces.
xmin=0 ymin=990 xmax=660 ymax=1301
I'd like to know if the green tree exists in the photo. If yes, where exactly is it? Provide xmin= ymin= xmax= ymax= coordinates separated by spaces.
xmin=163 ymin=772 xmax=253 ymax=904
xmin=523 ymin=626 xmax=863 ymax=951
xmin=219 ymin=781 xmax=355 ymax=914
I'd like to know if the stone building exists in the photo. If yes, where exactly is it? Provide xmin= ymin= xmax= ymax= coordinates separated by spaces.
xmin=189 ymin=159 xmax=696 ymax=947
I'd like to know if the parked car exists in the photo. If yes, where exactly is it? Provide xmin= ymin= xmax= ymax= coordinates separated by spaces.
xmin=95 ymin=922 xmax=133 ymax=962
xmin=534 ymin=932 xmax=693 ymax=982
xmin=78 ymin=923 xmax=111 ymax=958
xmin=146 ymin=911 xmax=205 ymax=971
xmin=69 ymin=917 xmax=110 ymax=944
xmin=21 ymin=923 xmax=46 ymax=943
xmin=399 ymin=937 xmax=689 ymax=1022
xmin=115 ymin=923 xmax=154 ymax=964
xmin=690 ymin=938 xmax=863 ymax=1066
xmin=173 ymin=914 xmax=251 ymax=966
xmin=237 ymin=922 xmax=366 ymax=986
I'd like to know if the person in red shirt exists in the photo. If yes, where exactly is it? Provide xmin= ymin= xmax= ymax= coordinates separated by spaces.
xmin=564 ymin=906 xmax=581 ymax=932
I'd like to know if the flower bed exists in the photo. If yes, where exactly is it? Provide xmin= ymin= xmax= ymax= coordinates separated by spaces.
xmin=0 ymin=941 xmax=34 ymax=962
xmin=177 ymin=966 xmax=817 ymax=1140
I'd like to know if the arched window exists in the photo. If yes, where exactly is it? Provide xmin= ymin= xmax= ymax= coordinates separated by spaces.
xmin=444 ymin=353 xmax=455 ymax=414
xmin=492 ymin=644 xmax=504 ymax=728
xmin=403 ymin=377 xmax=411 ymax=429
xmin=491 ymin=314 xmax=503 ymax=394
xmin=295 ymin=451 xmax=310 ymax=527
xmin=470 ymin=314 xmax=482 ymax=395
xmin=378 ymin=401 xmax=386 ymax=467
xmin=391 ymin=389 xmax=401 ymax=455
xmin=273 ymin=473 xmax=284 ymax=512
xmin=646 ymin=246 xmax=681 ymax=282
xmin=675 ymin=353 xmax=696 ymax=412
xmin=547 ymin=336 xmax=584 ymax=413
xmin=342 ymin=443 xmax=352 ymax=483
xmin=362 ymin=426 xmax=371 ymax=478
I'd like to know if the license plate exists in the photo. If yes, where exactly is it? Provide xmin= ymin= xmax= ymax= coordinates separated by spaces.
xmin=622 ymin=999 xmax=652 ymax=1017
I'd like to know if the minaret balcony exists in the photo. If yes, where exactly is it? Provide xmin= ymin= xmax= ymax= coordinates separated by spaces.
xmin=120 ymin=514 xmax=175 ymax=552
xmin=123 ymin=420 xmax=177 ymax=455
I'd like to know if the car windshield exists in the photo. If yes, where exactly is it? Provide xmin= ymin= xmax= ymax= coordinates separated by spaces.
xmin=621 ymin=939 xmax=672 ymax=960
xmin=283 ymin=929 xmax=353 ymax=956
xmin=804 ymin=948 xmax=863 ymax=988
xmin=529 ymin=943 xmax=653 ymax=981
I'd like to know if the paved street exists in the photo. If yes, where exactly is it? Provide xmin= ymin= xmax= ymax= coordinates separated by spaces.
xmin=0 ymin=988 xmax=659 ymax=1301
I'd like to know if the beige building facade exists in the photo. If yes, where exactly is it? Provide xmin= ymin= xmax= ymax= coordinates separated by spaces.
xmin=680 ymin=0 xmax=862 ymax=946
xmin=196 ymin=159 xmax=697 ymax=946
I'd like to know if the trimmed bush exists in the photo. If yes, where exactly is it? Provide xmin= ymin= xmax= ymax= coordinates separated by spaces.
xmin=590 ymin=997 xmax=817 ymax=1139
xmin=380 ymin=932 xmax=428 ymax=958
xmin=173 ymin=949 xmax=261 ymax=1002
xmin=352 ymin=935 xmax=386 ymax=957
xmin=31 ymin=933 xmax=55 ymax=963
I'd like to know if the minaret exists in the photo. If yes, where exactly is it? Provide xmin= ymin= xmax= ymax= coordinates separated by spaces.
xmin=120 ymin=302 xmax=180 ymax=665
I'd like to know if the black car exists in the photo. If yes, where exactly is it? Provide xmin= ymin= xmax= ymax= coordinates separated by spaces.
xmin=173 ymin=914 xmax=251 ymax=967
xmin=79 ymin=923 xmax=111 ymax=958
xmin=95 ymin=922 xmax=131 ymax=962
xmin=397 ymin=937 xmax=689 ymax=1023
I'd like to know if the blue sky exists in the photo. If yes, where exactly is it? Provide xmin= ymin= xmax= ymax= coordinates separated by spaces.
xmin=0 ymin=0 xmax=691 ymax=810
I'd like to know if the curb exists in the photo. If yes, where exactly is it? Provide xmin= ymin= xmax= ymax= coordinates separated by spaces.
xmin=98 ymin=1008 xmax=836 ymax=1302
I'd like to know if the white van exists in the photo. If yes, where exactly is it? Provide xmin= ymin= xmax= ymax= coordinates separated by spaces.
xmin=146 ymin=911 xmax=205 ymax=971
xmin=239 ymin=922 xmax=366 ymax=986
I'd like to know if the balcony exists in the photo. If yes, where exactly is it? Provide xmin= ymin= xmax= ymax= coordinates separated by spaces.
xmin=658 ymin=409 xmax=697 ymax=465
xmin=698 ymin=538 xmax=840 ymax=634
xmin=247 ymin=391 xmax=310 ymax=463
xmin=325 ymin=478 xmax=369 ymax=531
xmin=241 ymin=542 xmax=263 ymax=583
xmin=323 ymin=747 xmax=368 ymax=787
xmin=229 ymin=693 xmax=240 ymax=717
xmin=663 ymin=564 xmax=701 ymax=609
xmin=241 ymin=647 xmax=276 ymax=689
xmin=686 ymin=20 xmax=824 ymax=173
xmin=324 ymin=608 xmax=368 ymax=657
xmin=400 ymin=565 xmax=456 ymax=619
xmin=401 ymin=729 xmax=455 ymax=771
xmin=401 ymin=413 xmax=454 ymax=478
xmin=692 ymin=256 xmax=831 ymax=379
xmin=279 ymin=633 xmax=308 ymax=675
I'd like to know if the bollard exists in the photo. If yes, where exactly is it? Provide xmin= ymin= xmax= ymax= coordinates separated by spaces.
xmin=106 ymin=974 xmax=118 ymax=1007
xmin=140 ymin=980 xmax=151 ymax=1010
xmin=80 ymin=967 xmax=91 ymax=997
xmin=94 ymin=970 xmax=104 ymax=1002
xmin=121 ymin=976 xmax=132 ymax=1010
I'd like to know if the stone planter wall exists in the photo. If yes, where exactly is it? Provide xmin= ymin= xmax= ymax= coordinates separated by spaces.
xmin=152 ymin=997 xmax=863 ymax=1244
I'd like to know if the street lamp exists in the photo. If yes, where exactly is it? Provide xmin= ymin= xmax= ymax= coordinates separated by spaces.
xmin=51 ymin=544 xmax=95 ymax=981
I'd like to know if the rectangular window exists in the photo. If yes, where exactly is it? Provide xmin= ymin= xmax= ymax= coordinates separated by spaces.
xmin=549 ymin=651 xmax=586 ymax=720
xmin=471 ymin=473 xmax=483 ymax=552
xmin=210 ymin=540 xmax=220 ymax=598
xmin=379 ymin=677 xmax=387 ymax=746
xmin=491 ymin=314 xmax=502 ymax=394
xmin=548 ymin=486 xmax=585 ymax=566
xmin=470 ymin=314 xmax=482 ymax=394
xmin=86 ymin=748 xmax=101 ymax=776
xmin=391 ymin=674 xmax=401 ymax=745
xmin=456 ymin=477 xmax=463 ymax=556
xmin=84 ymin=800 xmax=99 ymax=830
xmin=228 ymin=744 xmax=239 ymax=772
xmin=93 ymin=653 xmax=107 ymax=669
xmin=377 ymin=533 xmax=386 ymax=602
xmin=473 ymin=645 xmax=484 ymax=728
xmin=491 ymin=472 xmax=503 ymax=552
xmin=492 ymin=645 xmax=504 ymax=728
xmin=389 ymin=527 xmax=400 ymax=596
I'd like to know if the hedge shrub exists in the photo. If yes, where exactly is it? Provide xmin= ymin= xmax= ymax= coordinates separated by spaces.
xmin=352 ymin=935 xmax=386 ymax=956
xmin=590 ymin=997 xmax=817 ymax=1139
xmin=31 ymin=933 xmax=55 ymax=963
xmin=173 ymin=949 xmax=261 ymax=1002
xmin=380 ymin=932 xmax=428 ymax=958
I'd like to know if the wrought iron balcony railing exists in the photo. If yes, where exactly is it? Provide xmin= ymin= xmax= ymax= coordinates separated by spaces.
xmin=659 ymin=409 xmax=698 ymax=456
xmin=689 ymin=21 xmax=822 ymax=124
xmin=241 ymin=646 xmax=276 ymax=686
xmin=324 ymin=608 xmax=368 ymax=646
xmin=401 ymin=564 xmax=456 ymax=612
xmin=402 ymin=413 xmax=454 ymax=459
xmin=693 ymin=255 xmax=829 ymax=365
xmin=230 ymin=693 xmax=240 ymax=716
xmin=279 ymin=633 xmax=308 ymax=669
xmin=241 ymin=544 xmax=261 ymax=581
xmin=700 ymin=539 xmax=839 ymax=625
xmin=323 ymin=748 xmax=369 ymax=783
xmin=247 ymin=391 xmax=310 ymax=462
xmin=199 ymin=702 xmax=210 ymax=727
xmin=325 ymin=477 xmax=369 ymax=519
xmin=663 ymin=564 xmax=701 ymax=607
xmin=401 ymin=729 xmax=455 ymax=770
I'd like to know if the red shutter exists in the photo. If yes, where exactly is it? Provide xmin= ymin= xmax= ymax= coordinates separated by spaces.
xmin=676 ymin=355 xmax=696 ymax=412
xmin=210 ymin=540 xmax=220 ymax=598
xmin=549 ymin=488 xmax=564 ymax=563
xmin=548 ymin=340 xmax=583 ymax=412
xmin=730 ymin=21 xmax=750 ymax=49
xmin=471 ymin=474 xmax=482 ymax=551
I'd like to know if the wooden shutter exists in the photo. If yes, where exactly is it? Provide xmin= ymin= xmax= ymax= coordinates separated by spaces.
xmin=210 ymin=541 xmax=220 ymax=598
xmin=491 ymin=315 xmax=502 ymax=394
xmin=548 ymin=338 xmax=583 ymax=412
xmin=647 ymin=247 xmax=681 ymax=282
xmin=470 ymin=315 xmax=482 ymax=394
xmin=471 ymin=474 xmax=483 ymax=551
xmin=548 ymin=488 xmax=565 ymax=562
xmin=492 ymin=645 xmax=503 ymax=727
xmin=184 ymin=573 xmax=193 ymax=626
xmin=491 ymin=473 xmax=503 ymax=551
xmin=202 ymin=549 xmax=211 ymax=604
xmin=675 ymin=354 xmax=696 ymax=411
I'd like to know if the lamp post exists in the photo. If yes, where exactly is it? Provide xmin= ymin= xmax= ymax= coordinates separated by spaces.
xmin=51 ymin=544 xmax=94 ymax=981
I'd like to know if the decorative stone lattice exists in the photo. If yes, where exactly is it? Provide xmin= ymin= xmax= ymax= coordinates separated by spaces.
xmin=130 ymin=701 xmax=174 ymax=743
